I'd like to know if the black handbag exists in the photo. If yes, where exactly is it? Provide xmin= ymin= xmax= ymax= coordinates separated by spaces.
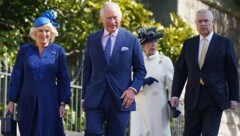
xmin=1 ymin=113 xmax=17 ymax=136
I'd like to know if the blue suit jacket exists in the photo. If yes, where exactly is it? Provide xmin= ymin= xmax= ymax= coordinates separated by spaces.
xmin=172 ymin=33 xmax=239 ymax=110
xmin=82 ymin=27 xmax=146 ymax=111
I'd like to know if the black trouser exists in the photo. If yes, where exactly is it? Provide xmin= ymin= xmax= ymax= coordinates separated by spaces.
xmin=184 ymin=86 xmax=223 ymax=136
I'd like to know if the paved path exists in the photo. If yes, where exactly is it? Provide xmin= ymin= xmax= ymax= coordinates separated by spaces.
xmin=0 ymin=122 xmax=84 ymax=136
xmin=66 ymin=131 xmax=84 ymax=136
xmin=0 ymin=131 xmax=84 ymax=136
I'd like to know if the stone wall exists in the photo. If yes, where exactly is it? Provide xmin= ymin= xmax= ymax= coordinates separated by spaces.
xmin=177 ymin=0 xmax=240 ymax=61
xmin=177 ymin=0 xmax=240 ymax=136
xmin=137 ymin=0 xmax=178 ymax=26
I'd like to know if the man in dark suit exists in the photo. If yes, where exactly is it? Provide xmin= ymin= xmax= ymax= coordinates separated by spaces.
xmin=170 ymin=9 xmax=239 ymax=136
xmin=82 ymin=1 xmax=146 ymax=136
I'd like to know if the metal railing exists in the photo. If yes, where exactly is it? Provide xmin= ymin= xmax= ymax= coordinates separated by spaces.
xmin=0 ymin=70 xmax=85 ymax=133
xmin=0 ymin=50 xmax=85 ymax=133
xmin=0 ymin=52 xmax=184 ymax=135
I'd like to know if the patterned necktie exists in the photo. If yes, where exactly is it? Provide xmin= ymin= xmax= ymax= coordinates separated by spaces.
xmin=105 ymin=34 xmax=112 ymax=63
xmin=199 ymin=38 xmax=207 ymax=69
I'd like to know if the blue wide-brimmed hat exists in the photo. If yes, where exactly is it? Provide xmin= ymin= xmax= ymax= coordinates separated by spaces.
xmin=33 ymin=10 xmax=60 ymax=28
xmin=138 ymin=27 xmax=163 ymax=44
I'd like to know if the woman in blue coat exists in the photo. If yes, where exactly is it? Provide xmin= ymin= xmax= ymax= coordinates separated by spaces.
xmin=5 ymin=10 xmax=71 ymax=136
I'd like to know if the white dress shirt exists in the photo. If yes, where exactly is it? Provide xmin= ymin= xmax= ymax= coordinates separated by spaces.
xmin=198 ymin=31 xmax=214 ymax=63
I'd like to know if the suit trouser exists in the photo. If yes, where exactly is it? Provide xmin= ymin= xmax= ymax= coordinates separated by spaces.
xmin=184 ymin=86 xmax=223 ymax=136
xmin=84 ymin=85 xmax=130 ymax=136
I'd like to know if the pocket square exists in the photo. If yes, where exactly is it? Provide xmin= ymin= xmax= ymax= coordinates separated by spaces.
xmin=121 ymin=47 xmax=129 ymax=51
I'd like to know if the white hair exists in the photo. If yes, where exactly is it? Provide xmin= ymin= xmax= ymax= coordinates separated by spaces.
xmin=195 ymin=9 xmax=214 ymax=21
xmin=29 ymin=23 xmax=59 ymax=42
xmin=100 ymin=2 xmax=122 ymax=19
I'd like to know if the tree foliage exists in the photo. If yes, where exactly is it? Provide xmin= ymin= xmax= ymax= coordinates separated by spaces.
xmin=0 ymin=0 xmax=160 ymax=68
xmin=0 ymin=0 xmax=194 ymax=68
xmin=159 ymin=13 xmax=195 ymax=63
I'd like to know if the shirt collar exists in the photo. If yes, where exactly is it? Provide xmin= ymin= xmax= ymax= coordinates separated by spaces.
xmin=143 ymin=51 xmax=160 ymax=61
xmin=200 ymin=31 xmax=214 ymax=42
xmin=103 ymin=28 xmax=119 ymax=37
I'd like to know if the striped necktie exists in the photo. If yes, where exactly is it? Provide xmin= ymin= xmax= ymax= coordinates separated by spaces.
xmin=105 ymin=34 xmax=112 ymax=63
xmin=199 ymin=38 xmax=207 ymax=69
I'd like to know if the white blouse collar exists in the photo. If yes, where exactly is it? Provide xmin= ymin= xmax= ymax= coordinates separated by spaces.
xmin=144 ymin=51 xmax=160 ymax=61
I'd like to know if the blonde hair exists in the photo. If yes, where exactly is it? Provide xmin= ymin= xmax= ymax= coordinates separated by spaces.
xmin=29 ymin=23 xmax=59 ymax=42
xmin=100 ymin=2 xmax=122 ymax=20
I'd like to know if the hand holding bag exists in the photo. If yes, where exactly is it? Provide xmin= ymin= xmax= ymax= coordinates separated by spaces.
xmin=1 ymin=113 xmax=17 ymax=136
xmin=168 ymin=100 xmax=184 ymax=118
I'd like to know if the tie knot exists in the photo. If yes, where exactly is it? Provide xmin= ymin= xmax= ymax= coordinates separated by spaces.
xmin=202 ymin=37 xmax=207 ymax=46
xmin=202 ymin=37 xmax=207 ymax=41
xmin=107 ymin=34 xmax=112 ymax=42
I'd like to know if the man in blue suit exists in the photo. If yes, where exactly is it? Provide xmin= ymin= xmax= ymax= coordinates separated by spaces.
xmin=82 ymin=2 xmax=146 ymax=136
xmin=171 ymin=9 xmax=239 ymax=136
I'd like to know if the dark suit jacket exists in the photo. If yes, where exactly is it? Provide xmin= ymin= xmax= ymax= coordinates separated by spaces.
xmin=82 ymin=27 xmax=146 ymax=111
xmin=172 ymin=33 xmax=239 ymax=110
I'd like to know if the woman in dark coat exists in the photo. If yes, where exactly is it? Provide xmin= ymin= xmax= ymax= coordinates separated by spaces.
xmin=5 ymin=10 xmax=71 ymax=136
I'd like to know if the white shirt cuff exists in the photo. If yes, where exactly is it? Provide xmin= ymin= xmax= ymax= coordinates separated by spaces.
xmin=230 ymin=100 xmax=239 ymax=105
xmin=171 ymin=96 xmax=179 ymax=99
xmin=129 ymin=87 xmax=137 ymax=93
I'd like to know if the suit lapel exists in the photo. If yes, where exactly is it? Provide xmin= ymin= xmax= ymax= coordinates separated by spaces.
xmin=192 ymin=36 xmax=200 ymax=68
xmin=94 ymin=29 xmax=106 ymax=61
xmin=110 ymin=27 xmax=126 ymax=63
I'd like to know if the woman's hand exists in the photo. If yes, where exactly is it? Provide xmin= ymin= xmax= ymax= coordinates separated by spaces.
xmin=81 ymin=99 xmax=85 ymax=112
xmin=59 ymin=103 xmax=67 ymax=118
xmin=5 ymin=101 xmax=14 ymax=114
